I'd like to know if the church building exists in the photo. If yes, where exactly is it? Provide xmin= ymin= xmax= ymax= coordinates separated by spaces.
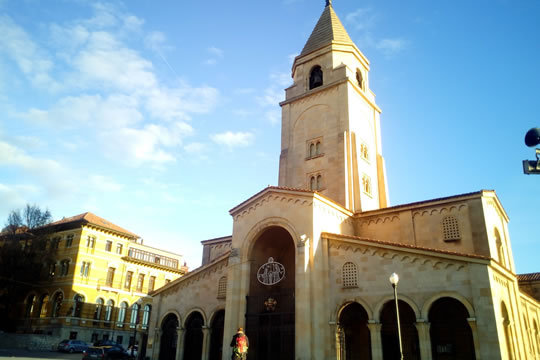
xmin=147 ymin=2 xmax=540 ymax=359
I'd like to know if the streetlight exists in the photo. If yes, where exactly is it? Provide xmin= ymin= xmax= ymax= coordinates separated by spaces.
xmin=131 ymin=298 xmax=142 ymax=358
xmin=523 ymin=127 xmax=540 ymax=175
xmin=389 ymin=273 xmax=404 ymax=360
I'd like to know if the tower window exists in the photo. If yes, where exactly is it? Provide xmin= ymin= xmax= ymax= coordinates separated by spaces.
xmin=442 ymin=216 xmax=461 ymax=242
xmin=342 ymin=262 xmax=358 ymax=288
xmin=362 ymin=174 xmax=372 ymax=195
xmin=356 ymin=69 xmax=365 ymax=90
xmin=307 ymin=138 xmax=323 ymax=159
xmin=360 ymin=142 xmax=369 ymax=161
xmin=309 ymin=65 xmax=323 ymax=89
xmin=309 ymin=173 xmax=323 ymax=191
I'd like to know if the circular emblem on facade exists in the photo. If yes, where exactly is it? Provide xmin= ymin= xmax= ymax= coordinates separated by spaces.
xmin=257 ymin=257 xmax=285 ymax=285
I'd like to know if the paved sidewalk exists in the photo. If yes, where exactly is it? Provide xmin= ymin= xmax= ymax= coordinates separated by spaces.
xmin=0 ymin=348 xmax=82 ymax=360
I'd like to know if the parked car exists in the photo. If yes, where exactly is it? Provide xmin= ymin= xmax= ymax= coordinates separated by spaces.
xmin=58 ymin=339 xmax=89 ymax=353
xmin=83 ymin=345 xmax=133 ymax=360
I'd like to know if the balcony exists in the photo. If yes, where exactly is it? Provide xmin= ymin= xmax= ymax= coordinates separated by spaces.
xmin=123 ymin=248 xmax=187 ymax=274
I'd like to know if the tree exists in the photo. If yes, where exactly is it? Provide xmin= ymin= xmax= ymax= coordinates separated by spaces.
xmin=0 ymin=204 xmax=54 ymax=332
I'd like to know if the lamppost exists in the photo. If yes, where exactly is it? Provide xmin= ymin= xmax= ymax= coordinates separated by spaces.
xmin=523 ymin=127 xmax=540 ymax=174
xmin=131 ymin=298 xmax=142 ymax=358
xmin=389 ymin=273 xmax=404 ymax=360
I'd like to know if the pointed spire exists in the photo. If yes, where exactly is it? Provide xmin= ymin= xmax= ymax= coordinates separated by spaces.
xmin=300 ymin=3 xmax=353 ymax=56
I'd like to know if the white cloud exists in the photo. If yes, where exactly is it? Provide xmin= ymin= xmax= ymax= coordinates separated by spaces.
xmin=376 ymin=38 xmax=407 ymax=55
xmin=207 ymin=46 xmax=224 ymax=58
xmin=270 ymin=72 xmax=291 ymax=87
xmin=265 ymin=109 xmax=281 ymax=125
xmin=0 ymin=183 xmax=38 ymax=219
xmin=0 ymin=15 xmax=59 ymax=91
xmin=88 ymin=175 xmax=124 ymax=192
xmin=211 ymin=131 xmax=254 ymax=148
xmin=204 ymin=46 xmax=224 ymax=66
xmin=184 ymin=142 xmax=208 ymax=154
xmin=345 ymin=8 xmax=377 ymax=31
xmin=257 ymin=87 xmax=284 ymax=107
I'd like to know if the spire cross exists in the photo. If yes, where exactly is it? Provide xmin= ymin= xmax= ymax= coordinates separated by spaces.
xmin=326 ymin=0 xmax=332 ymax=7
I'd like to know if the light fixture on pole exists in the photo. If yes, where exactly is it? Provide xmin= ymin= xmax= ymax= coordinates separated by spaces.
xmin=389 ymin=273 xmax=404 ymax=360
xmin=131 ymin=298 xmax=143 ymax=358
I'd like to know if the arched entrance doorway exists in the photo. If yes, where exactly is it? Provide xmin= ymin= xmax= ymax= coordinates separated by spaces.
xmin=429 ymin=297 xmax=475 ymax=360
xmin=183 ymin=312 xmax=204 ymax=360
xmin=246 ymin=226 xmax=295 ymax=360
xmin=158 ymin=314 xmax=179 ymax=360
xmin=338 ymin=302 xmax=371 ymax=360
xmin=209 ymin=310 xmax=225 ymax=360
xmin=380 ymin=300 xmax=420 ymax=360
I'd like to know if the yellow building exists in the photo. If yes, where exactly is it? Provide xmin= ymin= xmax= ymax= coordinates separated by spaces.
xmin=19 ymin=212 xmax=187 ymax=350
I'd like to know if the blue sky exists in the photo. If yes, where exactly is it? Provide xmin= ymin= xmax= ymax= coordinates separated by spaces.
xmin=0 ymin=0 xmax=539 ymax=272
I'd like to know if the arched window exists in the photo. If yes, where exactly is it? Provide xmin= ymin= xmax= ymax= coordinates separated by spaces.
xmin=495 ymin=228 xmax=506 ymax=267
xmin=360 ymin=143 xmax=369 ymax=161
xmin=442 ymin=216 xmax=461 ymax=242
xmin=317 ymin=175 xmax=322 ymax=190
xmin=117 ymin=301 xmax=128 ymax=327
xmin=310 ymin=176 xmax=316 ymax=191
xmin=523 ymin=315 xmax=533 ymax=355
xmin=74 ymin=294 xmax=84 ymax=317
xmin=501 ymin=302 xmax=514 ymax=359
xmin=25 ymin=294 xmax=36 ymax=317
xmin=217 ymin=276 xmax=227 ymax=299
xmin=52 ymin=292 xmax=63 ymax=318
xmin=342 ymin=262 xmax=358 ymax=288
xmin=356 ymin=69 xmax=365 ymax=90
xmin=60 ymin=259 xmax=70 ymax=276
xmin=310 ymin=143 xmax=315 ymax=157
xmin=316 ymin=142 xmax=321 ymax=155
xmin=39 ymin=294 xmax=49 ymax=318
xmin=362 ymin=175 xmax=372 ymax=195
xmin=130 ymin=303 xmax=140 ymax=327
xmin=93 ymin=298 xmax=104 ymax=324
xmin=104 ymin=300 xmax=114 ymax=322
xmin=533 ymin=320 xmax=539 ymax=356
xmin=142 ymin=304 xmax=152 ymax=329
xmin=309 ymin=65 xmax=323 ymax=89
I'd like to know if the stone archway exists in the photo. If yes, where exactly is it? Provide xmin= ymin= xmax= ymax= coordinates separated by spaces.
xmin=246 ymin=226 xmax=295 ymax=360
xmin=159 ymin=313 xmax=179 ymax=360
xmin=209 ymin=310 xmax=225 ymax=360
xmin=338 ymin=302 xmax=371 ymax=360
xmin=380 ymin=300 xmax=420 ymax=360
xmin=183 ymin=311 xmax=204 ymax=360
xmin=429 ymin=297 xmax=475 ymax=360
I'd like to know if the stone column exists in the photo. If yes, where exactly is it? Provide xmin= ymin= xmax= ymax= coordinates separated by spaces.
xmin=152 ymin=329 xmax=161 ymax=360
xmin=414 ymin=320 xmax=432 ymax=360
xmin=175 ymin=327 xmax=185 ymax=360
xmin=329 ymin=322 xmax=341 ymax=360
xmin=201 ymin=326 xmax=210 ymax=360
xmin=467 ymin=317 xmax=481 ymax=360
xmin=367 ymin=322 xmax=383 ymax=360
xmin=295 ymin=236 xmax=312 ymax=360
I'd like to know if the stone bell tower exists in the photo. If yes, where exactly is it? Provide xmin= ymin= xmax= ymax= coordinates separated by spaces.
xmin=278 ymin=1 xmax=389 ymax=212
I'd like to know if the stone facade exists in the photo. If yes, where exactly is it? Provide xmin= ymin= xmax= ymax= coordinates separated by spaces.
xmin=147 ymin=3 xmax=540 ymax=360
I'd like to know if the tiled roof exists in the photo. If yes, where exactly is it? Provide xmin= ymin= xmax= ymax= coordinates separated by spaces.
xmin=517 ymin=272 xmax=540 ymax=282
xmin=300 ymin=4 xmax=354 ymax=56
xmin=47 ymin=212 xmax=139 ymax=238
xmin=323 ymin=232 xmax=490 ymax=260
